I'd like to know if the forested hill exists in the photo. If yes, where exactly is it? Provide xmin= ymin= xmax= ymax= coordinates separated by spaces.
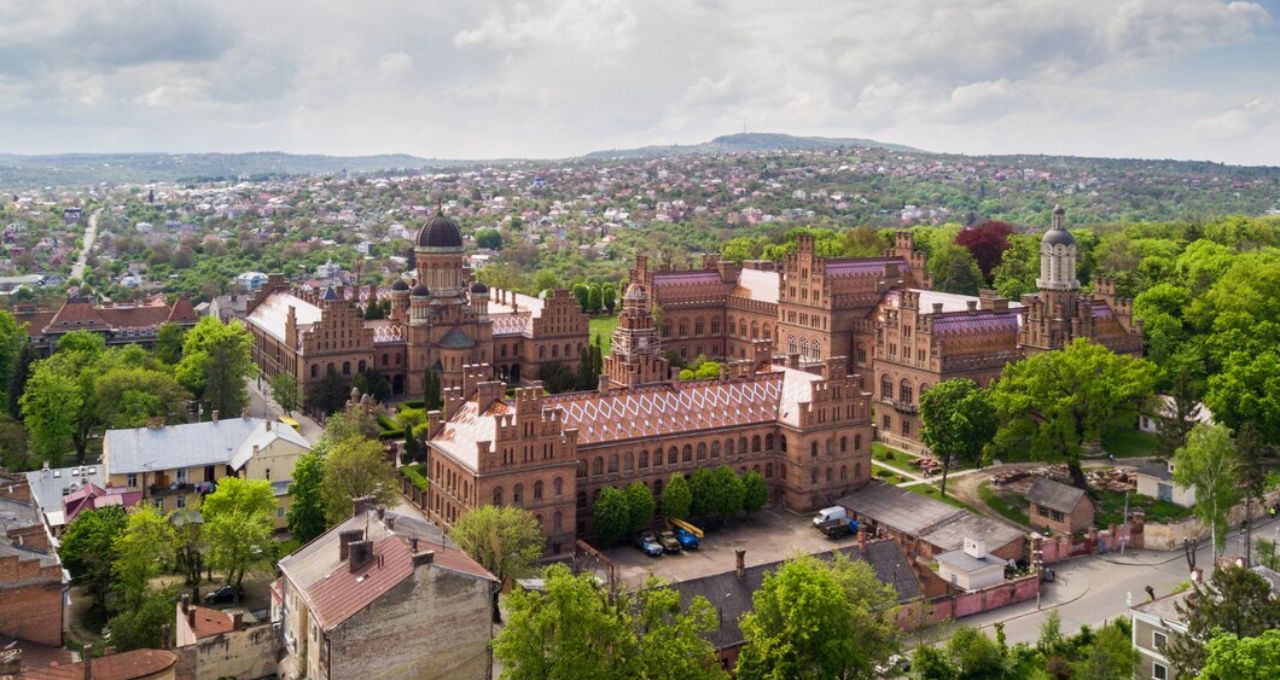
xmin=581 ymin=132 xmax=924 ymax=159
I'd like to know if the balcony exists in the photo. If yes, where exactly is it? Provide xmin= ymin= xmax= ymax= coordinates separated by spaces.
xmin=149 ymin=481 xmax=194 ymax=497
xmin=891 ymin=400 xmax=918 ymax=414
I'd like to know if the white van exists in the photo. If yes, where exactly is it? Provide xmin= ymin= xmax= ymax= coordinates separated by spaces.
xmin=813 ymin=506 xmax=847 ymax=526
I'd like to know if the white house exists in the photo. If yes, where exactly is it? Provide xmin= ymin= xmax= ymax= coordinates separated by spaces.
xmin=935 ymin=537 xmax=1006 ymax=591
xmin=1135 ymin=460 xmax=1197 ymax=508
xmin=1139 ymin=395 xmax=1213 ymax=434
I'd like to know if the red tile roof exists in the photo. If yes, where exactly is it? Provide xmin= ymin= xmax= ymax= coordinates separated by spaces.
xmin=186 ymin=605 xmax=236 ymax=639
xmin=304 ymin=536 xmax=415 ymax=632
xmin=19 ymin=648 xmax=177 ymax=680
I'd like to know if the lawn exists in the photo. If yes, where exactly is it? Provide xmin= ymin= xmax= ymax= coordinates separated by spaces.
xmin=589 ymin=315 xmax=618 ymax=354
xmin=872 ymin=464 xmax=908 ymax=485
xmin=978 ymin=481 xmax=1032 ymax=527
xmin=904 ymin=481 xmax=974 ymax=511
xmin=1095 ymin=488 xmax=1193 ymax=528
xmin=872 ymin=443 xmax=918 ymax=470
xmin=1100 ymin=429 xmax=1160 ymax=458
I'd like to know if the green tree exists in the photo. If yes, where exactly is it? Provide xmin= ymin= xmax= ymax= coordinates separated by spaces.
xmin=708 ymin=465 xmax=745 ymax=520
xmin=201 ymin=477 xmax=275 ymax=520
xmin=107 ymin=586 xmax=178 ymax=651
xmin=1167 ymin=566 xmax=1280 ymax=677
xmin=591 ymin=486 xmax=631 ymax=545
xmin=1201 ymin=630 xmax=1280 ymax=680
xmin=170 ymin=509 xmax=205 ymax=603
xmin=920 ymin=379 xmax=997 ymax=497
xmin=927 ymin=244 xmax=984 ymax=295
xmin=688 ymin=468 xmax=713 ymax=518
xmin=1173 ymin=423 xmax=1242 ymax=560
xmin=624 ymin=481 xmax=655 ymax=534
xmin=572 ymin=283 xmax=590 ymax=312
xmin=475 ymin=227 xmax=503 ymax=250
xmin=601 ymin=283 xmax=616 ymax=314
xmin=422 ymin=368 xmax=443 ymax=411
xmin=20 ymin=361 xmax=80 ymax=466
xmin=991 ymin=339 xmax=1157 ymax=488
xmin=742 ymin=470 xmax=768 ymax=514
xmin=493 ymin=564 xmax=636 ymax=679
xmin=1076 ymin=619 xmax=1139 ymax=680
xmin=307 ymin=366 xmax=349 ymax=415
xmin=910 ymin=645 xmax=957 ymax=680
xmin=206 ymin=509 xmax=273 ymax=597
xmin=286 ymin=452 xmax=327 ymax=543
xmin=631 ymin=579 xmax=727 ymax=680
xmin=153 ymin=322 xmax=187 ymax=365
xmin=269 ymin=372 xmax=301 ymax=416
xmin=112 ymin=506 xmax=176 ymax=609
xmin=587 ymin=283 xmax=603 ymax=314
xmin=0 ymin=310 xmax=25 ymax=413
xmin=176 ymin=316 xmax=254 ymax=417
xmin=319 ymin=436 xmax=398 ymax=523
xmin=662 ymin=473 xmax=692 ymax=520
xmin=8 ymin=343 xmax=38 ymax=419
xmin=94 ymin=366 xmax=190 ymax=429
xmin=1205 ymin=349 xmax=1280 ymax=446
xmin=736 ymin=554 xmax=900 ymax=679
xmin=59 ymin=506 xmax=127 ymax=609
xmin=944 ymin=626 xmax=1006 ymax=680
xmin=450 ymin=505 xmax=544 ymax=590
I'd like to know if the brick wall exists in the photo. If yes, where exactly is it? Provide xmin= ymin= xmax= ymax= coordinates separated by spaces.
xmin=0 ymin=555 xmax=64 ymax=646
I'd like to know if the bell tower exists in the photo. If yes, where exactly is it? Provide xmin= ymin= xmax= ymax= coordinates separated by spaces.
xmin=603 ymin=282 xmax=669 ymax=388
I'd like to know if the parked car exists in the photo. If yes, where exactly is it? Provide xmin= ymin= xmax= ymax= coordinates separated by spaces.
xmin=817 ymin=517 xmax=858 ymax=539
xmin=657 ymin=530 xmax=682 ymax=553
xmin=674 ymin=527 xmax=700 ymax=550
xmin=875 ymin=654 xmax=911 ymax=676
xmin=634 ymin=532 xmax=663 ymax=557
xmin=1040 ymin=567 xmax=1056 ymax=583
xmin=205 ymin=584 xmax=236 ymax=604
xmin=813 ymin=506 xmax=848 ymax=527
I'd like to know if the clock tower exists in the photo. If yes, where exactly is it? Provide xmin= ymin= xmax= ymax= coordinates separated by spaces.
xmin=603 ymin=282 xmax=670 ymax=388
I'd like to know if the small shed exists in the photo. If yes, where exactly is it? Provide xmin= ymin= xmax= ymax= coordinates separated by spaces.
xmin=1026 ymin=478 xmax=1093 ymax=535
xmin=936 ymin=537 xmax=1007 ymax=591
xmin=1134 ymin=461 xmax=1196 ymax=508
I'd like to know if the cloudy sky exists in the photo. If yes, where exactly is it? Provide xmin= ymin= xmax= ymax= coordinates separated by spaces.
xmin=1 ymin=0 xmax=1277 ymax=164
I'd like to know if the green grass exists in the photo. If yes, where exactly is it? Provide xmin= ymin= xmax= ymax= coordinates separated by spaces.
xmin=589 ymin=315 xmax=618 ymax=354
xmin=871 ymin=443 xmax=918 ymax=470
xmin=1095 ymin=488 xmax=1192 ymax=528
xmin=904 ymin=482 xmax=974 ymax=511
xmin=873 ymin=465 xmax=908 ymax=485
xmin=978 ymin=481 xmax=1032 ymax=527
xmin=1100 ymin=429 xmax=1160 ymax=458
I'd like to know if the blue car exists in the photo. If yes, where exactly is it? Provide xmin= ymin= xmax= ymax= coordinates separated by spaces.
xmin=674 ymin=527 xmax=700 ymax=550
xmin=634 ymin=531 xmax=663 ymax=557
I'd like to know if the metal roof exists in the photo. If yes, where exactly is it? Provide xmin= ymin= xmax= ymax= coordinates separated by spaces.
xmin=105 ymin=418 xmax=308 ymax=475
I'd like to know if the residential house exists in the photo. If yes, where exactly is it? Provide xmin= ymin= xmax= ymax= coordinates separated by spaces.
xmin=102 ymin=417 xmax=309 ymax=529
xmin=274 ymin=500 xmax=498 ymax=680
xmin=0 ymin=471 xmax=65 ymax=648
xmin=1135 ymin=461 xmax=1196 ymax=508
xmin=173 ymin=597 xmax=277 ymax=680
xmin=1027 ymin=478 xmax=1094 ymax=535
xmin=936 ymin=537 xmax=1007 ymax=591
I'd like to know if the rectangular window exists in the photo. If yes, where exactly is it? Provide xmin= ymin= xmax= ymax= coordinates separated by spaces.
xmin=1052 ymin=510 xmax=1065 ymax=522
xmin=1153 ymin=662 xmax=1167 ymax=680
xmin=176 ymin=495 xmax=186 ymax=509
xmin=176 ymin=468 xmax=188 ymax=483
xmin=1152 ymin=632 xmax=1167 ymax=650
xmin=127 ymin=474 xmax=137 ymax=488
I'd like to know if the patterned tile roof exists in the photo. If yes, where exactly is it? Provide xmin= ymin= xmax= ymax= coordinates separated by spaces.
xmin=491 ymin=312 xmax=532 ymax=336
xmin=931 ymin=311 xmax=1020 ymax=336
xmin=825 ymin=257 xmax=904 ymax=278
xmin=367 ymin=320 xmax=404 ymax=344
xmin=652 ymin=271 xmax=722 ymax=288
xmin=1091 ymin=301 xmax=1114 ymax=319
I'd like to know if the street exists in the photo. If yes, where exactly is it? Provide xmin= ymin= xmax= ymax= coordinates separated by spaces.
xmin=70 ymin=208 xmax=99 ymax=282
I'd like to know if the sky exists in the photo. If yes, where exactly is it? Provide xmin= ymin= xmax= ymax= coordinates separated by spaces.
xmin=0 ymin=0 xmax=1278 ymax=165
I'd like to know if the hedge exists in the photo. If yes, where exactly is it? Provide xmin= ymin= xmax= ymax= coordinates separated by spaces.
xmin=401 ymin=464 xmax=429 ymax=492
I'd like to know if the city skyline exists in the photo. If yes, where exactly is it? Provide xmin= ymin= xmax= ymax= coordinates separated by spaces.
xmin=0 ymin=1 xmax=1276 ymax=165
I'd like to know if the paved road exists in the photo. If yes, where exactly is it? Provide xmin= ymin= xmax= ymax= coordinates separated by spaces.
xmin=931 ymin=514 xmax=1280 ymax=645
xmin=244 ymin=376 xmax=324 ymax=444
xmin=70 ymin=209 xmax=99 ymax=281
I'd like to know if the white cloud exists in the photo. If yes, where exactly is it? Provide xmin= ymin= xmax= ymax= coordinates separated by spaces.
xmin=376 ymin=52 xmax=414 ymax=81
xmin=1195 ymin=98 xmax=1276 ymax=140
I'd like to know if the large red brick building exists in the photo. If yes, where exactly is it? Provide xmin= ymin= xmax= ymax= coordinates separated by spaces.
xmin=244 ymin=213 xmax=589 ymax=400
xmin=0 ymin=471 xmax=64 ymax=648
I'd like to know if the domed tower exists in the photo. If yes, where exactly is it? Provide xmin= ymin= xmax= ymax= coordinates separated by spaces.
xmin=415 ymin=211 xmax=465 ymax=300
xmin=1037 ymin=205 xmax=1079 ymax=292
xmin=409 ymin=281 xmax=431 ymax=325
xmin=470 ymin=281 xmax=489 ymax=320
xmin=603 ymin=282 xmax=670 ymax=388
xmin=389 ymin=277 xmax=410 ymax=322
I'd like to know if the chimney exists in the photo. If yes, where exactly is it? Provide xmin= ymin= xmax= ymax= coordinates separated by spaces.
xmin=734 ymin=548 xmax=746 ymax=578
xmin=352 ymin=495 xmax=377 ymax=518
xmin=211 ymin=410 xmax=220 ymax=423
xmin=348 ymin=540 xmax=374 ymax=572
xmin=598 ymin=374 xmax=609 ymax=395
xmin=787 ymin=352 xmax=800 ymax=369
xmin=241 ymin=407 xmax=250 ymax=419
xmin=82 ymin=644 xmax=92 ymax=680
xmin=187 ymin=606 xmax=195 ymax=629
xmin=264 ymin=420 xmax=272 ymax=431
xmin=232 ymin=612 xmax=244 ymax=631
xmin=338 ymin=529 xmax=364 ymax=561
xmin=180 ymin=592 xmax=190 ymax=613
xmin=413 ymin=549 xmax=435 ymax=567
xmin=252 ymin=444 xmax=259 ymax=458
xmin=966 ymin=300 xmax=977 ymax=314
xmin=932 ymin=302 xmax=943 ymax=314
xmin=410 ymin=537 xmax=419 ymax=552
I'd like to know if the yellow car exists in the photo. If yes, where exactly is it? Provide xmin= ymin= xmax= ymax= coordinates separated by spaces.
xmin=277 ymin=416 xmax=301 ymax=433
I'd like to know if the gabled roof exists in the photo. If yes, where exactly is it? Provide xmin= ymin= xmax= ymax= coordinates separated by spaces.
xmin=105 ymin=418 xmax=308 ymax=475
xmin=1026 ymin=478 xmax=1089 ymax=514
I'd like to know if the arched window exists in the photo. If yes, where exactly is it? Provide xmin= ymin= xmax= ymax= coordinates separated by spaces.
xmin=565 ymin=343 xmax=572 ymax=357
xmin=840 ymin=466 xmax=848 ymax=481
xmin=640 ymin=450 xmax=649 ymax=468
xmin=788 ymin=336 xmax=797 ymax=354
xmin=881 ymin=375 xmax=893 ymax=399
xmin=765 ymin=434 xmax=774 ymax=451
xmin=840 ymin=436 xmax=847 ymax=452
xmin=513 ymin=484 xmax=523 ymax=504
xmin=710 ymin=441 xmax=720 ymax=459
xmin=855 ymin=463 xmax=862 ymax=479
xmin=826 ymin=468 xmax=832 ymax=482
xmin=696 ymin=443 xmax=706 ymax=460
xmin=342 ymin=361 xmax=351 ymax=375
xmin=593 ymin=457 xmax=604 ymax=476
xmin=752 ymin=435 xmax=761 ymax=452
xmin=654 ymin=478 xmax=664 ymax=498
xmin=695 ymin=318 xmax=704 ymax=335
xmin=668 ymin=447 xmax=678 ymax=465
xmin=763 ymin=324 xmax=772 ymax=340
xmin=766 ymin=462 xmax=774 ymax=478
xmin=854 ymin=434 xmax=862 ymax=450
xmin=900 ymin=380 xmax=913 ymax=404
xmin=533 ymin=480 xmax=544 ymax=500
xmin=799 ymin=338 xmax=809 ymax=358
xmin=780 ymin=437 xmax=788 ymax=453
xmin=310 ymin=365 xmax=318 ymax=378
xmin=810 ymin=442 xmax=818 ymax=458
xmin=738 ymin=437 xmax=747 ymax=455
xmin=577 ymin=460 xmax=587 ymax=478
xmin=553 ymin=477 xmax=563 ymax=496
xmin=358 ymin=360 xmax=366 ymax=373
xmin=811 ymin=469 xmax=818 ymax=485
xmin=539 ymin=346 xmax=545 ymax=359
xmin=682 ymin=445 xmax=692 ymax=463
xmin=826 ymin=438 xmax=833 ymax=455
xmin=679 ymin=321 xmax=688 ymax=337
xmin=920 ymin=382 xmax=929 ymax=396
xmin=624 ymin=452 xmax=634 ymax=471
xmin=493 ymin=487 xmax=504 ymax=505
xmin=576 ymin=491 xmax=587 ymax=509
xmin=554 ymin=511 xmax=563 ymax=531
xmin=739 ymin=320 xmax=747 ymax=337
xmin=552 ymin=344 xmax=559 ymax=358
xmin=726 ymin=438 xmax=735 ymax=456
xmin=727 ymin=317 xmax=736 ymax=337
xmin=750 ymin=322 xmax=758 ymax=339
xmin=608 ymin=454 xmax=618 ymax=473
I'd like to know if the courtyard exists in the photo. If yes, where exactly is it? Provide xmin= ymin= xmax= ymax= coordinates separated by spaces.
xmin=601 ymin=505 xmax=860 ymax=587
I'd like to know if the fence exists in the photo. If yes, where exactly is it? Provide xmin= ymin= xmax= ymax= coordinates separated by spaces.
xmin=898 ymin=574 xmax=1041 ymax=629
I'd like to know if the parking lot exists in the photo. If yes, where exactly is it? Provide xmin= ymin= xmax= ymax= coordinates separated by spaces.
xmin=601 ymin=506 xmax=861 ymax=587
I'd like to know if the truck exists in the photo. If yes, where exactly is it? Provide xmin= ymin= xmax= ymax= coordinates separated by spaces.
xmin=817 ymin=516 xmax=859 ymax=539
xmin=813 ymin=506 xmax=848 ymax=527
xmin=657 ymin=530 xmax=683 ymax=553
xmin=666 ymin=518 xmax=703 ymax=549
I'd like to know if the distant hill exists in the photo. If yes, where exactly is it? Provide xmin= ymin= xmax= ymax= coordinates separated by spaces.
xmin=581 ymin=132 xmax=924 ymax=160
xmin=0 ymin=151 xmax=469 ymax=188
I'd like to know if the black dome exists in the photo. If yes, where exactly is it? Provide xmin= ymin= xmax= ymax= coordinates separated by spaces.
xmin=470 ymin=281 xmax=489 ymax=294
xmin=1043 ymin=227 xmax=1075 ymax=247
xmin=391 ymin=278 xmax=410 ymax=291
xmin=411 ymin=283 xmax=430 ymax=297
xmin=417 ymin=212 xmax=462 ymax=249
